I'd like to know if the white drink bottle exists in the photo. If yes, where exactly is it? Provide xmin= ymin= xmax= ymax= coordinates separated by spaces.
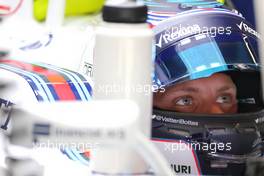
xmin=93 ymin=1 xmax=154 ymax=175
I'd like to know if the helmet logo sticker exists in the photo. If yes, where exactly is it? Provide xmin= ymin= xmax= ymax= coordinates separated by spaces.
xmin=155 ymin=24 xmax=201 ymax=48
xmin=153 ymin=114 xmax=199 ymax=126
xmin=155 ymin=24 xmax=232 ymax=50
xmin=237 ymin=21 xmax=261 ymax=39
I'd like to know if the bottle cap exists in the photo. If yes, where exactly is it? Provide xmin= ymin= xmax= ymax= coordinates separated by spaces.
xmin=102 ymin=2 xmax=148 ymax=23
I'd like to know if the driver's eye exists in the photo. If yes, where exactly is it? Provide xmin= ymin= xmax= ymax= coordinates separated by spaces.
xmin=216 ymin=95 xmax=232 ymax=104
xmin=175 ymin=97 xmax=193 ymax=106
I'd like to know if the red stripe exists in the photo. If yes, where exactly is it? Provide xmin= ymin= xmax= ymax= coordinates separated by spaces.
xmin=0 ymin=5 xmax=10 ymax=11
xmin=83 ymin=151 xmax=90 ymax=158
xmin=33 ymin=65 xmax=76 ymax=100
xmin=0 ymin=59 xmax=76 ymax=100
xmin=1 ymin=0 xmax=23 ymax=16
xmin=30 ymin=64 xmax=76 ymax=100
xmin=48 ymin=74 xmax=76 ymax=100
xmin=149 ymin=11 xmax=177 ymax=15
xmin=1 ymin=59 xmax=32 ymax=70
xmin=201 ymin=8 xmax=214 ymax=10
xmin=149 ymin=23 xmax=155 ymax=29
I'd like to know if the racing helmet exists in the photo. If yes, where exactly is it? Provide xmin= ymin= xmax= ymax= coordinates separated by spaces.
xmin=149 ymin=7 xmax=264 ymax=176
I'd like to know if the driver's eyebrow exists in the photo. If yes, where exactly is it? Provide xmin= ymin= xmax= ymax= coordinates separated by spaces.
xmin=177 ymin=87 xmax=199 ymax=93
xmin=217 ymin=86 xmax=236 ymax=92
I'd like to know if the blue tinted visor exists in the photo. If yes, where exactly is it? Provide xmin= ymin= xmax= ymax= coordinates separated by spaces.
xmin=154 ymin=32 xmax=260 ymax=87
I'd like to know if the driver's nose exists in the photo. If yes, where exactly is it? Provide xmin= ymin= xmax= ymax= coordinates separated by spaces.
xmin=209 ymin=104 xmax=225 ymax=114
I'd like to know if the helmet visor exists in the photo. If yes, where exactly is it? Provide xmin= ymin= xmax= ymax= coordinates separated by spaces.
xmin=154 ymin=32 xmax=260 ymax=87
